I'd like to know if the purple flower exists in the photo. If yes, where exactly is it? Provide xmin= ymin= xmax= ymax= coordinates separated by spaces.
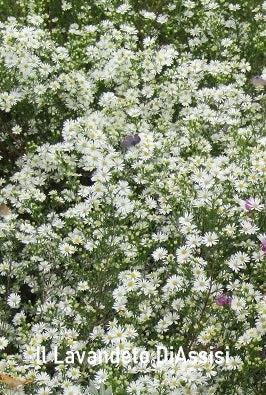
xmin=215 ymin=294 xmax=231 ymax=306
xmin=258 ymin=236 xmax=266 ymax=253
xmin=244 ymin=199 xmax=252 ymax=211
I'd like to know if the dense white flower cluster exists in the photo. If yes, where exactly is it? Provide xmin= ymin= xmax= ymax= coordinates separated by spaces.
xmin=0 ymin=0 xmax=265 ymax=394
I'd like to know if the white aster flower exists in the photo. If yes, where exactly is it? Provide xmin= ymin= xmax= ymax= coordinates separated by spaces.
xmin=0 ymin=336 xmax=8 ymax=350
xmin=202 ymin=232 xmax=218 ymax=246
xmin=240 ymin=220 xmax=259 ymax=235
xmin=7 ymin=292 xmax=21 ymax=308
xmin=152 ymin=247 xmax=168 ymax=261
xmin=59 ymin=242 xmax=77 ymax=256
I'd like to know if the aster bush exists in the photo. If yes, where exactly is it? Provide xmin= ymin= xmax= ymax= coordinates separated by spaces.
xmin=0 ymin=1 xmax=265 ymax=394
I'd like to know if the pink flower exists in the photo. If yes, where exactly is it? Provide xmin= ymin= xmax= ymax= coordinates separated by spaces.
xmin=258 ymin=235 xmax=266 ymax=253
xmin=215 ymin=294 xmax=231 ymax=306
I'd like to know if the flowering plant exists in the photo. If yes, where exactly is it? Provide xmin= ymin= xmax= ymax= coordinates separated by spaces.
xmin=0 ymin=1 xmax=265 ymax=394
